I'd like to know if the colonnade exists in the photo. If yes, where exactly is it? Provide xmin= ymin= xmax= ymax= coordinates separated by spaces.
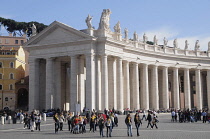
xmin=29 ymin=54 xmax=210 ymax=112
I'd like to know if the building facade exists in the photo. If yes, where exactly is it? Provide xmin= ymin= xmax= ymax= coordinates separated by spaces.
xmin=25 ymin=10 xmax=210 ymax=113
xmin=0 ymin=46 xmax=27 ymax=110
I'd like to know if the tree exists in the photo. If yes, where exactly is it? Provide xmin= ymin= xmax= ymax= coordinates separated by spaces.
xmin=0 ymin=17 xmax=48 ymax=37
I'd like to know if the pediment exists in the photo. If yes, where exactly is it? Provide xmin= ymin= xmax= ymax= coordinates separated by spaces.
xmin=25 ymin=21 xmax=93 ymax=46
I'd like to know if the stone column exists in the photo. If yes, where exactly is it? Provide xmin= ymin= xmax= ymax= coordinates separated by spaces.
xmin=86 ymin=54 xmax=96 ymax=110
xmin=29 ymin=58 xmax=39 ymax=111
xmin=117 ymin=57 xmax=123 ymax=111
xmin=162 ymin=66 xmax=169 ymax=109
xmin=195 ymin=69 xmax=202 ymax=110
xmin=112 ymin=57 xmax=117 ymax=109
xmin=184 ymin=68 xmax=191 ymax=109
xmin=45 ymin=58 xmax=54 ymax=110
xmin=151 ymin=65 xmax=159 ymax=110
xmin=132 ymin=63 xmax=140 ymax=110
xmin=78 ymin=56 xmax=85 ymax=111
xmin=123 ymin=61 xmax=130 ymax=109
xmin=173 ymin=67 xmax=180 ymax=109
xmin=55 ymin=59 xmax=61 ymax=109
xmin=141 ymin=64 xmax=149 ymax=110
xmin=101 ymin=54 xmax=108 ymax=110
xmin=70 ymin=55 xmax=78 ymax=112
xmin=207 ymin=70 xmax=210 ymax=109
xmin=96 ymin=55 xmax=102 ymax=110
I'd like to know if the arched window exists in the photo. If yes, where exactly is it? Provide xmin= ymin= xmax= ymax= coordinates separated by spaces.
xmin=0 ymin=73 xmax=2 ymax=79
xmin=9 ymin=84 xmax=13 ymax=90
xmin=5 ymin=97 xmax=8 ymax=101
xmin=0 ymin=62 xmax=2 ymax=68
xmin=0 ymin=84 xmax=2 ymax=90
xmin=10 ymin=62 xmax=14 ymax=68
xmin=10 ymin=73 xmax=14 ymax=79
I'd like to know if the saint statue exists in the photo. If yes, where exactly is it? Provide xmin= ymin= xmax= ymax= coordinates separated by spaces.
xmin=85 ymin=14 xmax=93 ymax=29
xmin=185 ymin=40 xmax=189 ymax=50
xmin=133 ymin=31 xmax=138 ymax=41
xmin=153 ymin=35 xmax=158 ymax=45
xmin=173 ymin=39 xmax=178 ymax=48
xmin=208 ymin=41 xmax=210 ymax=51
xmin=114 ymin=21 xmax=121 ymax=33
xmin=98 ymin=9 xmax=112 ymax=30
xmin=124 ymin=28 xmax=128 ymax=40
xmin=143 ymin=33 xmax=148 ymax=43
xmin=31 ymin=23 xmax=37 ymax=36
xmin=195 ymin=40 xmax=200 ymax=51
xmin=163 ymin=37 xmax=168 ymax=46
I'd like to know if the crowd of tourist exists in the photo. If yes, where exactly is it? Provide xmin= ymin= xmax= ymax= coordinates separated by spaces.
xmin=1 ymin=108 xmax=210 ymax=137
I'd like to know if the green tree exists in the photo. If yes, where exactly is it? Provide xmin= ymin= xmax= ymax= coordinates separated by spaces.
xmin=0 ymin=17 xmax=48 ymax=37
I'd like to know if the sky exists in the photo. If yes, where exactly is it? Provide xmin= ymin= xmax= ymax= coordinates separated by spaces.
xmin=0 ymin=0 xmax=210 ymax=50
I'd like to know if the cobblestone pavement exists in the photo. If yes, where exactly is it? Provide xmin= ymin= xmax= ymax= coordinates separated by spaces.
xmin=1 ymin=113 xmax=210 ymax=139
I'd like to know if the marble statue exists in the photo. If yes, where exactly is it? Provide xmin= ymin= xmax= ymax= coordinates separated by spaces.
xmin=133 ymin=31 xmax=138 ymax=41
xmin=195 ymin=40 xmax=200 ymax=50
xmin=114 ymin=21 xmax=121 ymax=33
xmin=85 ymin=14 xmax=93 ymax=29
xmin=208 ymin=41 xmax=210 ymax=51
xmin=143 ymin=33 xmax=148 ymax=43
xmin=31 ymin=23 xmax=37 ymax=36
xmin=98 ymin=9 xmax=111 ymax=30
xmin=163 ymin=37 xmax=168 ymax=46
xmin=124 ymin=28 xmax=128 ymax=40
xmin=153 ymin=35 xmax=158 ymax=45
xmin=173 ymin=39 xmax=178 ymax=48
xmin=185 ymin=40 xmax=189 ymax=50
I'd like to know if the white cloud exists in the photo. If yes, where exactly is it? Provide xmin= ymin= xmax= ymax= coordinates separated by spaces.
xmin=138 ymin=26 xmax=210 ymax=51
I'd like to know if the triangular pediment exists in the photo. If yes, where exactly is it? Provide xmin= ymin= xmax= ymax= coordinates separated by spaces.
xmin=25 ymin=21 xmax=93 ymax=46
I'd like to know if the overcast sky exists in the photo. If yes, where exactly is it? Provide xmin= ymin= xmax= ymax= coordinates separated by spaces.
xmin=0 ymin=0 xmax=210 ymax=50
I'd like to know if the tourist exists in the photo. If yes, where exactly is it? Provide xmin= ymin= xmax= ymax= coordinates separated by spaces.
xmin=90 ymin=114 xmax=96 ymax=132
xmin=73 ymin=115 xmax=80 ymax=134
xmin=30 ymin=112 xmax=35 ymax=132
xmin=79 ymin=115 xmax=84 ymax=133
xmin=67 ymin=112 xmax=73 ymax=131
xmin=35 ymin=114 xmax=41 ymax=131
xmin=202 ymin=110 xmax=207 ymax=123
xmin=142 ymin=109 xmax=147 ymax=120
xmin=146 ymin=112 xmax=153 ymax=129
xmin=59 ymin=113 xmax=64 ymax=131
xmin=105 ymin=116 xmax=112 ymax=137
xmin=134 ymin=113 xmax=142 ymax=136
xmin=53 ymin=113 xmax=59 ymax=133
xmin=125 ymin=113 xmax=132 ymax=137
xmin=152 ymin=116 xmax=158 ymax=129
xmin=171 ymin=110 xmax=175 ymax=122
xmin=114 ymin=112 xmax=118 ymax=127
xmin=98 ymin=115 xmax=105 ymax=137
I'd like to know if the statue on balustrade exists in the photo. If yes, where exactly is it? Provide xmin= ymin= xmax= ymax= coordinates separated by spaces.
xmin=163 ymin=37 xmax=168 ymax=46
xmin=124 ymin=28 xmax=128 ymax=40
xmin=173 ymin=39 xmax=178 ymax=48
xmin=153 ymin=35 xmax=158 ymax=45
xmin=85 ymin=14 xmax=93 ymax=29
xmin=98 ymin=9 xmax=111 ymax=30
xmin=195 ymin=40 xmax=200 ymax=51
xmin=185 ymin=40 xmax=189 ymax=50
xmin=31 ymin=23 xmax=37 ymax=36
xmin=143 ymin=33 xmax=148 ymax=43
xmin=114 ymin=21 xmax=121 ymax=33
xmin=133 ymin=31 xmax=138 ymax=41
xmin=208 ymin=41 xmax=210 ymax=51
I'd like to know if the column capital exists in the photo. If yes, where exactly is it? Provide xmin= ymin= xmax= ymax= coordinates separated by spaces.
xmin=162 ymin=66 xmax=168 ymax=70
xmin=184 ymin=68 xmax=190 ymax=71
xmin=142 ymin=63 xmax=148 ymax=67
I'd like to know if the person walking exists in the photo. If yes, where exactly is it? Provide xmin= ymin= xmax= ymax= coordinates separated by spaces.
xmin=146 ymin=112 xmax=153 ymax=129
xmin=105 ymin=116 xmax=112 ymax=137
xmin=59 ymin=113 xmax=65 ymax=131
xmin=125 ymin=113 xmax=132 ymax=137
xmin=152 ymin=116 xmax=158 ymax=129
xmin=53 ymin=113 xmax=60 ymax=133
xmin=35 ymin=114 xmax=41 ymax=131
xmin=30 ymin=112 xmax=35 ymax=132
xmin=134 ymin=113 xmax=142 ymax=136
xmin=98 ymin=115 xmax=105 ymax=137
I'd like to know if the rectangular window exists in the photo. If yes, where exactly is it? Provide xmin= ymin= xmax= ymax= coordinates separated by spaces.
xmin=5 ymin=39 xmax=9 ymax=44
xmin=21 ymin=40 xmax=24 ymax=44
xmin=15 ymin=40 xmax=18 ymax=44
xmin=0 ymin=39 xmax=2 ymax=44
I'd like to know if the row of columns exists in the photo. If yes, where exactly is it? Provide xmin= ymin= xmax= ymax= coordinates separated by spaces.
xmin=29 ymin=54 xmax=210 ymax=112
